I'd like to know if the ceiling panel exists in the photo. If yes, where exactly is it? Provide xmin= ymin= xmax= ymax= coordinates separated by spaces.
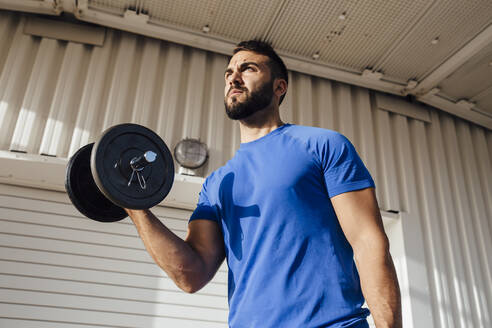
xmin=378 ymin=0 xmax=492 ymax=81
xmin=89 ymin=0 xmax=284 ymax=42
xmin=204 ymin=0 xmax=284 ymax=41
xmin=144 ymin=0 xmax=221 ymax=31
xmin=265 ymin=0 xmax=432 ymax=72
xmin=437 ymin=41 xmax=492 ymax=102
xmin=85 ymin=1 xmax=492 ymax=85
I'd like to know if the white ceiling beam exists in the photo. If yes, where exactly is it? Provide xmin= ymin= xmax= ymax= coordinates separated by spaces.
xmin=0 ymin=0 xmax=61 ymax=15
xmin=417 ymin=93 xmax=492 ymax=129
xmin=412 ymin=23 xmax=492 ymax=96
xmin=23 ymin=15 xmax=106 ymax=46
xmin=281 ymin=56 xmax=403 ymax=95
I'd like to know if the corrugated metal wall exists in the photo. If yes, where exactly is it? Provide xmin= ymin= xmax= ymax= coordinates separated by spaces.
xmin=0 ymin=11 xmax=491 ymax=327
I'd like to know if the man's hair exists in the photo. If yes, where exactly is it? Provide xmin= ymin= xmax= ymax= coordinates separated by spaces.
xmin=233 ymin=40 xmax=288 ymax=105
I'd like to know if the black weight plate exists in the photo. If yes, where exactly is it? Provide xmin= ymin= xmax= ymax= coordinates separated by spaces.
xmin=65 ymin=143 xmax=127 ymax=222
xmin=91 ymin=123 xmax=174 ymax=210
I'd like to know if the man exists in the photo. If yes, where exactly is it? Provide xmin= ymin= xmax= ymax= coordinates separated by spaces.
xmin=126 ymin=40 xmax=401 ymax=328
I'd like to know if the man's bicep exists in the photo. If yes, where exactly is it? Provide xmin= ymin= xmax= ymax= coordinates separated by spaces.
xmin=185 ymin=219 xmax=225 ymax=277
xmin=330 ymin=187 xmax=388 ymax=251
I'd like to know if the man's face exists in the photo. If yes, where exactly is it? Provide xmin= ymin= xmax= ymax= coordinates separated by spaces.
xmin=224 ymin=51 xmax=275 ymax=120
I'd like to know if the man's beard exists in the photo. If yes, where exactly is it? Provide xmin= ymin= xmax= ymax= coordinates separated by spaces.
xmin=224 ymin=80 xmax=274 ymax=120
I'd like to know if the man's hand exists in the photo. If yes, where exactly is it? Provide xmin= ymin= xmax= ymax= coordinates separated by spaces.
xmin=126 ymin=209 xmax=225 ymax=293
xmin=331 ymin=188 xmax=402 ymax=328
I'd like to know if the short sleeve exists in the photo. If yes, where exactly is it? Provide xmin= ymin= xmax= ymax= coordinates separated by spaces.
xmin=189 ymin=177 xmax=219 ymax=223
xmin=320 ymin=132 xmax=375 ymax=198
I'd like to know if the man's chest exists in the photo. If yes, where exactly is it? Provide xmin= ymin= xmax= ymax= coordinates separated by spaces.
xmin=214 ymin=149 xmax=326 ymax=211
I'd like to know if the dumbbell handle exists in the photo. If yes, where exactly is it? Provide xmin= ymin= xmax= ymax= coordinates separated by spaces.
xmin=130 ymin=151 xmax=157 ymax=171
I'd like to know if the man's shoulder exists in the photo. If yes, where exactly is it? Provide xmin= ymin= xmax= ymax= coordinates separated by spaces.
xmin=203 ymin=166 xmax=224 ymax=187
xmin=285 ymin=124 xmax=349 ymax=146
xmin=202 ymin=160 xmax=234 ymax=189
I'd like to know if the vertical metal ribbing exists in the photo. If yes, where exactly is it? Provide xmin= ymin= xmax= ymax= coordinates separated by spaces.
xmin=0 ymin=11 xmax=19 ymax=77
xmin=287 ymin=72 xmax=299 ymax=123
xmin=336 ymin=84 xmax=355 ymax=142
xmin=411 ymin=118 xmax=455 ymax=328
xmin=373 ymin=109 xmax=400 ymax=211
xmin=471 ymin=126 xmax=492 ymax=322
xmin=68 ymin=30 xmax=116 ymax=157
xmin=280 ymin=71 xmax=295 ymax=125
xmin=391 ymin=115 xmax=414 ymax=211
xmin=470 ymin=128 xmax=492 ymax=241
xmin=314 ymin=79 xmax=335 ymax=131
xmin=0 ymin=18 xmax=40 ymax=151
xmin=393 ymin=115 xmax=435 ymax=327
xmin=182 ymin=49 xmax=207 ymax=140
xmin=354 ymin=88 xmax=379 ymax=199
xmin=156 ymin=43 xmax=185 ymax=147
xmin=10 ymin=38 xmax=64 ymax=153
xmin=231 ymin=119 xmax=241 ymax=154
xmin=203 ymin=54 xmax=230 ymax=172
xmin=39 ymin=42 xmax=91 ymax=157
xmin=369 ymin=103 xmax=386 ymax=208
xmin=102 ymin=33 xmax=140 ymax=130
xmin=442 ymin=116 xmax=486 ymax=328
xmin=130 ymin=37 xmax=162 ymax=128
xmin=456 ymin=121 xmax=492 ymax=325
xmin=388 ymin=114 xmax=405 ymax=212
xmin=430 ymin=112 xmax=473 ymax=328
xmin=295 ymin=74 xmax=313 ymax=126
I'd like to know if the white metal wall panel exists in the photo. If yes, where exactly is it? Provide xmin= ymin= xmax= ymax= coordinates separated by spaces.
xmin=10 ymin=38 xmax=63 ymax=153
xmin=40 ymin=42 xmax=91 ymax=157
xmin=0 ymin=11 xmax=491 ymax=328
xmin=0 ymin=11 xmax=19 ymax=85
xmin=68 ymin=30 xmax=116 ymax=156
xmin=0 ymin=15 xmax=40 ymax=151
xmin=0 ymin=184 xmax=228 ymax=327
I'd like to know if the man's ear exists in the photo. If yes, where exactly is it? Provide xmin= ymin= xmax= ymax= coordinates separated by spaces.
xmin=274 ymin=79 xmax=288 ymax=98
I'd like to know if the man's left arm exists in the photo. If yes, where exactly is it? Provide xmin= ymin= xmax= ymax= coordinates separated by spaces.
xmin=331 ymin=187 xmax=402 ymax=328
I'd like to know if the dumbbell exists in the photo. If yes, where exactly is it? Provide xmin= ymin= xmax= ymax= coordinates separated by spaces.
xmin=65 ymin=123 xmax=174 ymax=222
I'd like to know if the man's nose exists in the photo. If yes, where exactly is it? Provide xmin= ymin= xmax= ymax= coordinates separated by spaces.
xmin=229 ymin=70 xmax=243 ymax=85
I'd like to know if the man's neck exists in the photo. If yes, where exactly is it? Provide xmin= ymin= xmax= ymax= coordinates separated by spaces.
xmin=238 ymin=107 xmax=284 ymax=144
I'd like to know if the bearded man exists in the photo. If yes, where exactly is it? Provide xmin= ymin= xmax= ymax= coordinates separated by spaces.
xmin=126 ymin=40 xmax=402 ymax=328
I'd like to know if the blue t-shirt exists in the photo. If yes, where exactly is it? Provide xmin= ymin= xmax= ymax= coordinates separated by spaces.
xmin=190 ymin=124 xmax=375 ymax=328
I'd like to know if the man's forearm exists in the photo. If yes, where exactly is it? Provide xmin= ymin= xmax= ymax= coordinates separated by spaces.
xmin=355 ymin=243 xmax=402 ymax=328
xmin=126 ymin=209 xmax=206 ymax=292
